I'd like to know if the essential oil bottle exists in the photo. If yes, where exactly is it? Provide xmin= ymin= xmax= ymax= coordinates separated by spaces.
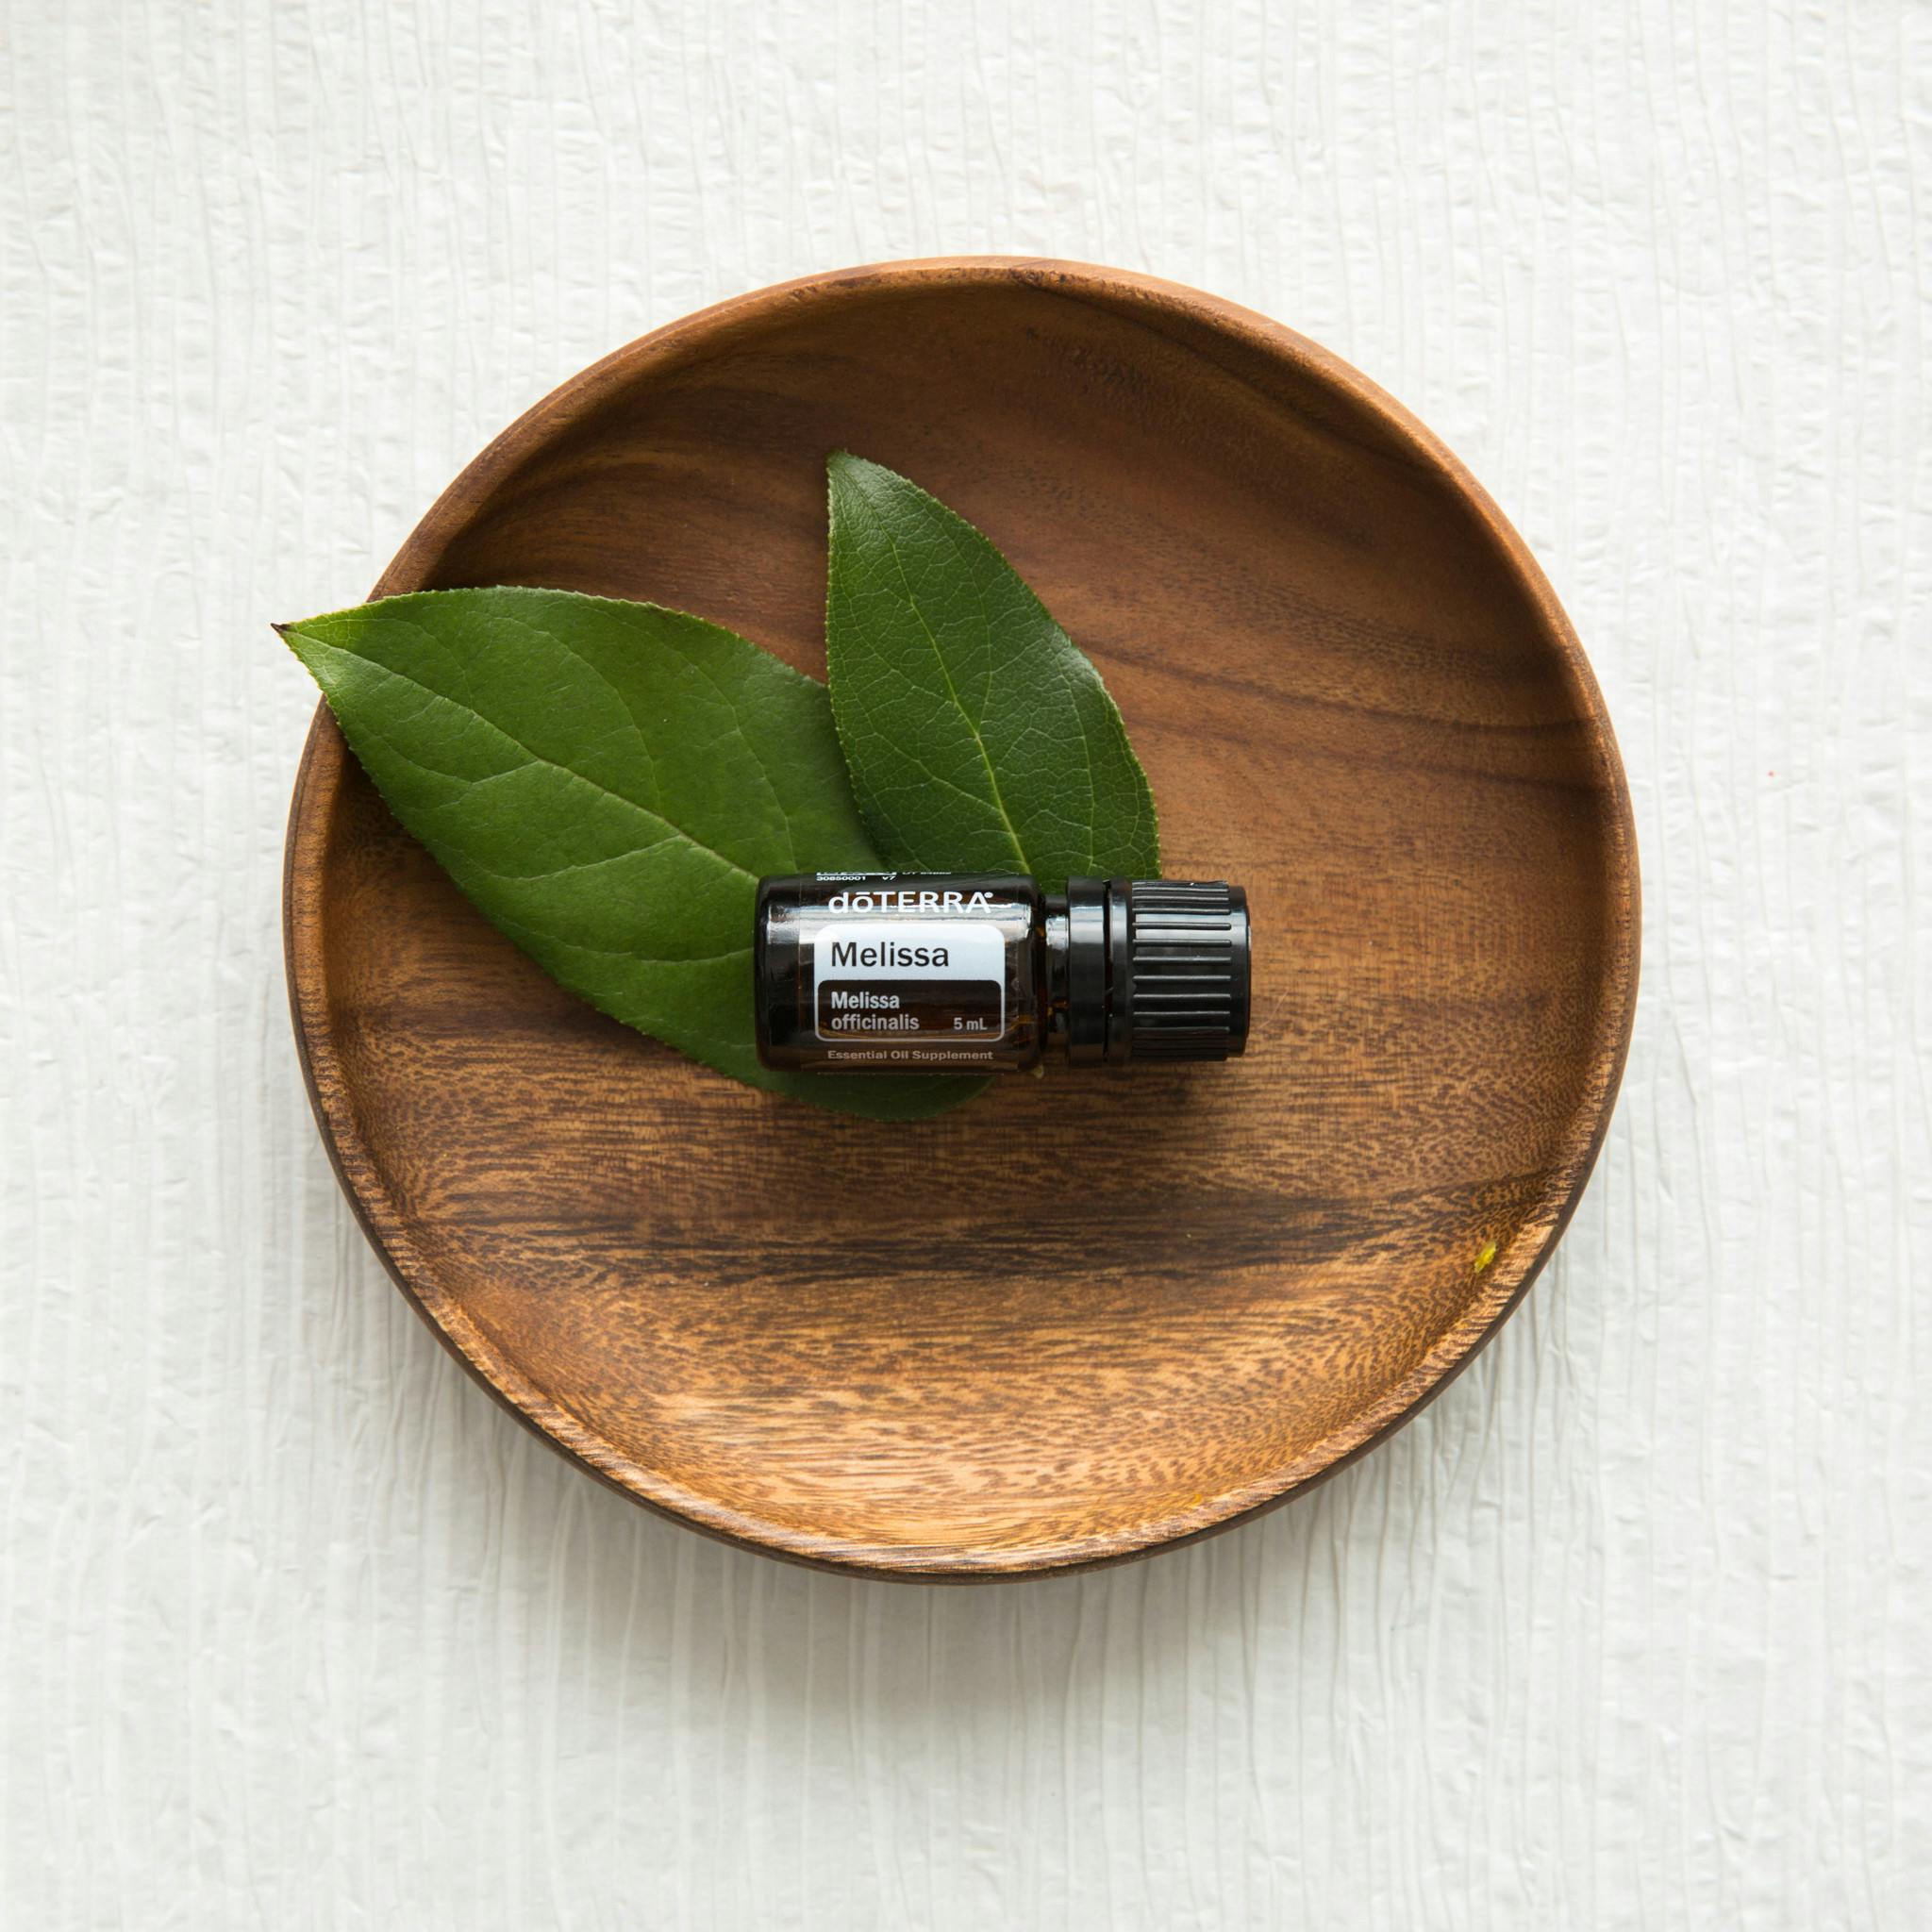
xmin=754 ymin=872 xmax=1251 ymax=1074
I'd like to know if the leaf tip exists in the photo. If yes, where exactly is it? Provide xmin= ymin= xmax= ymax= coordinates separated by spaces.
xmin=825 ymin=448 xmax=885 ymax=491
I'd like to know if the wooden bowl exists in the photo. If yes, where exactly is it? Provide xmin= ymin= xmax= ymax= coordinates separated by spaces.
xmin=285 ymin=258 xmax=1639 ymax=1578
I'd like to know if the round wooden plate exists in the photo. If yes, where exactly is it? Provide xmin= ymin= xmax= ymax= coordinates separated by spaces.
xmin=285 ymin=258 xmax=1638 ymax=1579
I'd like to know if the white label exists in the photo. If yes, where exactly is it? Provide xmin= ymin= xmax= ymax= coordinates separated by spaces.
xmin=812 ymin=920 xmax=1006 ymax=1044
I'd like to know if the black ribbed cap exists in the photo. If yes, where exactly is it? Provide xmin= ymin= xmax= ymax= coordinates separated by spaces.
xmin=1120 ymin=879 xmax=1251 ymax=1062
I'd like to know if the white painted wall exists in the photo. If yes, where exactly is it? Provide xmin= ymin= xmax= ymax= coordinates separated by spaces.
xmin=4 ymin=2 xmax=1926 ymax=1925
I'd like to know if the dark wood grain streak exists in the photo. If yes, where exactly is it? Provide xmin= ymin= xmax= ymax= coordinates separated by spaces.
xmin=282 ymin=258 xmax=1640 ymax=1578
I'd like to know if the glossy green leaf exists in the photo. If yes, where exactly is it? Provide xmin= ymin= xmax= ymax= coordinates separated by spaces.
xmin=824 ymin=452 xmax=1159 ymax=893
xmin=280 ymin=587 xmax=981 ymax=1120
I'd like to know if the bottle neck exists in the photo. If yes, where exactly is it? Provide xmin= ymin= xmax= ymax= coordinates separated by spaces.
xmin=1041 ymin=879 xmax=1125 ymax=1064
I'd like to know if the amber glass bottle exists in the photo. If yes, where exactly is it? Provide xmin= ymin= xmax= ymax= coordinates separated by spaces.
xmin=754 ymin=872 xmax=1250 ymax=1075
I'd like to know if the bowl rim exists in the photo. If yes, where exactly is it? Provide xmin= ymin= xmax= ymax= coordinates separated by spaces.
xmin=282 ymin=254 xmax=1641 ymax=1579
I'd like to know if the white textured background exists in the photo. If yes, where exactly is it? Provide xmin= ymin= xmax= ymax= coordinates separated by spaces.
xmin=4 ymin=2 xmax=1927 ymax=1925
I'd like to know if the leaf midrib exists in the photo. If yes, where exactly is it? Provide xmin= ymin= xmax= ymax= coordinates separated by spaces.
xmin=303 ymin=631 xmax=760 ymax=887
xmin=867 ymin=508 xmax=1028 ymax=871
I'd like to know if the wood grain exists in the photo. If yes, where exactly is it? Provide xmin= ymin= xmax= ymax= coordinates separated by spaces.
xmin=283 ymin=258 xmax=1638 ymax=1576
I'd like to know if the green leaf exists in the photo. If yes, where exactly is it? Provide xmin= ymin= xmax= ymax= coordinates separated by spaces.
xmin=824 ymin=452 xmax=1159 ymax=893
xmin=280 ymin=587 xmax=981 ymax=1120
